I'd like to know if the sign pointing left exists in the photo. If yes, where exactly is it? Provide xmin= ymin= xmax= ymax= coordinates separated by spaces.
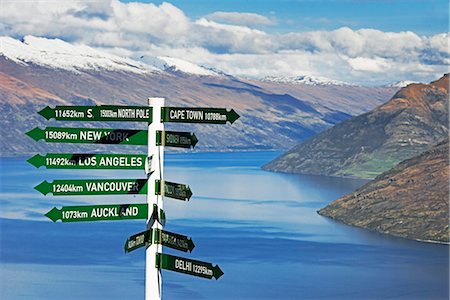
xmin=27 ymin=153 xmax=147 ymax=169
xmin=124 ymin=229 xmax=152 ymax=253
xmin=35 ymin=179 xmax=148 ymax=196
xmin=26 ymin=127 xmax=148 ymax=145
xmin=38 ymin=105 xmax=152 ymax=122
xmin=45 ymin=204 xmax=148 ymax=222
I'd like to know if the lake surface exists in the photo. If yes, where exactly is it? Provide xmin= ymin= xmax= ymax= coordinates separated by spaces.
xmin=0 ymin=152 xmax=448 ymax=299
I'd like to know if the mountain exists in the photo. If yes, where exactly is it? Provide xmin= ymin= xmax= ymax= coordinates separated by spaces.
xmin=386 ymin=80 xmax=418 ymax=88
xmin=262 ymin=75 xmax=352 ymax=86
xmin=0 ymin=36 xmax=396 ymax=156
xmin=318 ymin=139 xmax=449 ymax=243
xmin=263 ymin=74 xmax=449 ymax=178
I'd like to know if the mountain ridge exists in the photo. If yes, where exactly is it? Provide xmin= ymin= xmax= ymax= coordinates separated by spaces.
xmin=318 ymin=138 xmax=449 ymax=243
xmin=0 ymin=36 xmax=396 ymax=156
xmin=263 ymin=74 xmax=449 ymax=178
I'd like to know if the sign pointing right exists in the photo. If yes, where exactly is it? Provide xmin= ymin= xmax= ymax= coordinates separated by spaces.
xmin=161 ymin=107 xmax=240 ymax=124
xmin=156 ymin=253 xmax=223 ymax=280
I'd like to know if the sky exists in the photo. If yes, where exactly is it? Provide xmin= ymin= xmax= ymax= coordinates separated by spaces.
xmin=1 ymin=0 xmax=449 ymax=85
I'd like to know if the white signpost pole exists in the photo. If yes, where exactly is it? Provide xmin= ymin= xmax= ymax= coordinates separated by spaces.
xmin=146 ymin=97 xmax=165 ymax=300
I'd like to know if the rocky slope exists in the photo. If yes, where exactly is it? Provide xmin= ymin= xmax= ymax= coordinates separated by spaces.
xmin=263 ymin=74 xmax=449 ymax=178
xmin=0 ymin=36 xmax=396 ymax=156
xmin=318 ymin=139 xmax=449 ymax=243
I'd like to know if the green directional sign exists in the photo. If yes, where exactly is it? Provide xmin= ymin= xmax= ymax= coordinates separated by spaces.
xmin=26 ymin=127 xmax=147 ymax=145
xmin=154 ymin=229 xmax=195 ymax=252
xmin=38 ymin=105 xmax=152 ymax=122
xmin=35 ymin=179 xmax=148 ymax=196
xmin=27 ymin=153 xmax=147 ymax=169
xmin=156 ymin=130 xmax=198 ymax=148
xmin=45 ymin=203 xmax=148 ymax=222
xmin=161 ymin=107 xmax=239 ymax=124
xmin=155 ymin=180 xmax=192 ymax=201
xmin=124 ymin=229 xmax=152 ymax=253
xmin=156 ymin=253 xmax=223 ymax=280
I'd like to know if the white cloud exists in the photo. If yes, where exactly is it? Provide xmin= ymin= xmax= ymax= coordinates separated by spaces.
xmin=0 ymin=0 xmax=448 ymax=85
xmin=346 ymin=57 xmax=392 ymax=72
xmin=205 ymin=11 xmax=276 ymax=26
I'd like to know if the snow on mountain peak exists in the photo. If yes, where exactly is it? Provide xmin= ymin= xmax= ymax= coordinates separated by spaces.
xmin=0 ymin=36 xmax=157 ymax=74
xmin=262 ymin=75 xmax=353 ymax=86
xmin=386 ymin=80 xmax=419 ymax=88
xmin=156 ymin=56 xmax=220 ymax=76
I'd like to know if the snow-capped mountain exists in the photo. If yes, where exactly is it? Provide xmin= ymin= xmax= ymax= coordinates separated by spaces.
xmin=0 ymin=36 xmax=158 ymax=74
xmin=156 ymin=56 xmax=221 ymax=76
xmin=0 ymin=35 xmax=223 ymax=77
xmin=0 ymin=35 xmax=397 ymax=156
xmin=262 ymin=75 xmax=353 ymax=86
xmin=386 ymin=80 xmax=419 ymax=88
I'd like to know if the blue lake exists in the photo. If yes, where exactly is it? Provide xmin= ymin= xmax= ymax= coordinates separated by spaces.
xmin=0 ymin=152 xmax=448 ymax=299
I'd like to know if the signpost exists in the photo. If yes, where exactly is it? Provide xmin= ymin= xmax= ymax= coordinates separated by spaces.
xmin=27 ymin=153 xmax=147 ymax=169
xmin=124 ymin=229 xmax=152 ymax=253
xmin=38 ymin=105 xmax=152 ymax=122
xmin=154 ymin=229 xmax=195 ymax=252
xmin=27 ymin=100 xmax=239 ymax=300
xmin=161 ymin=107 xmax=239 ymax=124
xmin=155 ymin=180 xmax=192 ymax=201
xmin=156 ymin=130 xmax=198 ymax=148
xmin=34 ymin=179 xmax=148 ymax=196
xmin=156 ymin=253 xmax=223 ymax=280
xmin=45 ymin=204 xmax=148 ymax=222
xmin=26 ymin=127 xmax=147 ymax=145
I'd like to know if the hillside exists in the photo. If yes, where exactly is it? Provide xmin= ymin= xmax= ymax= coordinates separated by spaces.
xmin=0 ymin=36 xmax=396 ymax=156
xmin=318 ymin=139 xmax=449 ymax=243
xmin=263 ymin=74 xmax=449 ymax=178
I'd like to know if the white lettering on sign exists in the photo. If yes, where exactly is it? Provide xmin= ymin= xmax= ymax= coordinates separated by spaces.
xmin=128 ymin=234 xmax=145 ymax=249
xmin=90 ymin=207 xmax=118 ymax=218
xmin=170 ymin=110 xmax=185 ymax=119
xmin=80 ymin=131 xmax=102 ymax=141
xmin=161 ymin=232 xmax=188 ymax=249
xmin=62 ymin=210 xmax=88 ymax=219
xmin=101 ymin=110 xmax=117 ymax=118
xmin=186 ymin=110 xmax=203 ymax=120
xmin=117 ymin=109 xmax=135 ymax=118
xmin=175 ymin=259 xmax=192 ymax=272
xmin=53 ymin=184 xmax=83 ymax=193
xmin=119 ymin=206 xmax=139 ymax=217
xmin=193 ymin=264 xmax=213 ymax=276
xmin=205 ymin=112 xmax=226 ymax=121
xmin=98 ymin=156 xmax=143 ymax=167
xmin=85 ymin=181 xmax=140 ymax=192
xmin=78 ymin=157 xmax=97 ymax=166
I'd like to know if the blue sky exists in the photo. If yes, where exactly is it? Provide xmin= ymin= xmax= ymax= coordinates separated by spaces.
xmin=1 ymin=0 xmax=449 ymax=84
xmin=122 ymin=0 xmax=448 ymax=34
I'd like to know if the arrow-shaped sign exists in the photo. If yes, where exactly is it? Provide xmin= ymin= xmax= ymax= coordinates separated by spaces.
xmin=156 ymin=253 xmax=223 ymax=280
xmin=124 ymin=229 xmax=152 ymax=253
xmin=26 ymin=127 xmax=147 ymax=145
xmin=156 ymin=130 xmax=198 ymax=148
xmin=154 ymin=229 xmax=195 ymax=253
xmin=161 ymin=107 xmax=239 ymax=124
xmin=45 ymin=203 xmax=148 ymax=222
xmin=27 ymin=153 xmax=147 ymax=169
xmin=38 ymin=105 xmax=152 ymax=122
xmin=35 ymin=179 xmax=148 ymax=196
xmin=155 ymin=180 xmax=192 ymax=201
